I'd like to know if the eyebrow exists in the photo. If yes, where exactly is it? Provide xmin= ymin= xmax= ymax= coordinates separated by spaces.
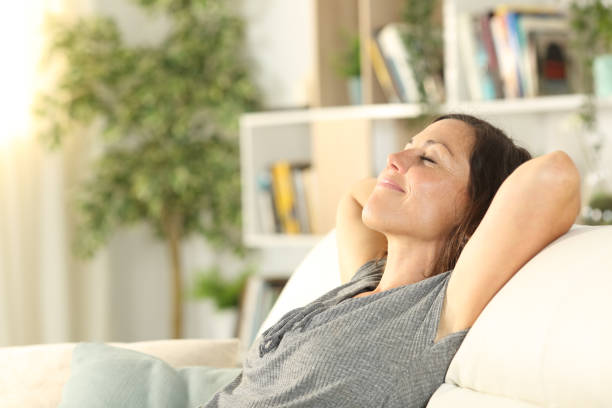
xmin=406 ymin=139 xmax=455 ymax=157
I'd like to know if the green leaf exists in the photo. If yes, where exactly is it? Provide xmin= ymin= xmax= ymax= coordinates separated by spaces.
xmin=190 ymin=265 xmax=253 ymax=309
xmin=35 ymin=0 xmax=261 ymax=258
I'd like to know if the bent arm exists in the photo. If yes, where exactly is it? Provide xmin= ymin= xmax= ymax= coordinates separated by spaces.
xmin=444 ymin=150 xmax=581 ymax=333
xmin=336 ymin=177 xmax=388 ymax=284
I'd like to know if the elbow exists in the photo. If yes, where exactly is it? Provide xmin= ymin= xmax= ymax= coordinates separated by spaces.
xmin=539 ymin=151 xmax=580 ymax=192
xmin=538 ymin=151 xmax=582 ymax=225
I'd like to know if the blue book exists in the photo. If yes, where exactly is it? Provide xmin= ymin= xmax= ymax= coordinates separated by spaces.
xmin=505 ymin=12 xmax=526 ymax=97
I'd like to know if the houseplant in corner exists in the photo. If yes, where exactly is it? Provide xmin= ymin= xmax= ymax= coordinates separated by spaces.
xmin=569 ymin=0 xmax=612 ymax=224
xmin=35 ymin=0 xmax=261 ymax=338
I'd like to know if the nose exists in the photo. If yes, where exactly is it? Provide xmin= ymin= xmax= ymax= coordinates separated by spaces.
xmin=386 ymin=149 xmax=417 ymax=174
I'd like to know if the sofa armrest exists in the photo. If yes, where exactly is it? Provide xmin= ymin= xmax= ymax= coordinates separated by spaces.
xmin=0 ymin=338 xmax=241 ymax=408
xmin=109 ymin=338 xmax=242 ymax=368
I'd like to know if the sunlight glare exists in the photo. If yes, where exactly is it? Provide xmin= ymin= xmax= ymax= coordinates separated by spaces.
xmin=0 ymin=2 xmax=46 ymax=146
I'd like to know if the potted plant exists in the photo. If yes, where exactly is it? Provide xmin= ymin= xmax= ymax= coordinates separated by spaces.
xmin=582 ymin=192 xmax=612 ymax=225
xmin=333 ymin=30 xmax=362 ymax=105
xmin=570 ymin=0 xmax=612 ymax=99
xmin=569 ymin=0 xmax=612 ymax=222
xmin=35 ymin=0 xmax=261 ymax=338
xmin=186 ymin=265 xmax=252 ymax=338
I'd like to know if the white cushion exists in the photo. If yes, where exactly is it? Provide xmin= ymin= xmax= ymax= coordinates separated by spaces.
xmin=258 ymin=230 xmax=341 ymax=335
xmin=429 ymin=383 xmax=540 ymax=408
xmin=429 ymin=225 xmax=612 ymax=407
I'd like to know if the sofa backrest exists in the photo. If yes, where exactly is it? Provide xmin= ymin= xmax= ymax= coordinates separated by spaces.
xmin=428 ymin=224 xmax=612 ymax=407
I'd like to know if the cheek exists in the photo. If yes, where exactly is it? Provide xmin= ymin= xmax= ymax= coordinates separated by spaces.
xmin=415 ymin=173 xmax=470 ymax=221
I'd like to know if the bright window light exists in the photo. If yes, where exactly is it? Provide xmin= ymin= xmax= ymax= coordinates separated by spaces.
xmin=0 ymin=1 xmax=50 ymax=146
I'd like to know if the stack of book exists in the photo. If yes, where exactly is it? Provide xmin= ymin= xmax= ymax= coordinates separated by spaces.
xmin=369 ymin=22 xmax=444 ymax=104
xmin=457 ymin=5 xmax=573 ymax=100
xmin=255 ymin=161 xmax=316 ymax=235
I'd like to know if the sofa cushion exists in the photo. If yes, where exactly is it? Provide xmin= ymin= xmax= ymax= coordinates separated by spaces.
xmin=59 ymin=343 xmax=241 ymax=408
xmin=429 ymin=225 xmax=612 ymax=407
xmin=0 ymin=338 xmax=240 ymax=408
xmin=429 ymin=383 xmax=540 ymax=408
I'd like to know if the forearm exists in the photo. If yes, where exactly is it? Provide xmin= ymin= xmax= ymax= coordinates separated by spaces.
xmin=336 ymin=177 xmax=388 ymax=283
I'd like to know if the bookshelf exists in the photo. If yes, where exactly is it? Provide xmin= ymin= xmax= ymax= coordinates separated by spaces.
xmin=240 ymin=0 xmax=612 ymax=275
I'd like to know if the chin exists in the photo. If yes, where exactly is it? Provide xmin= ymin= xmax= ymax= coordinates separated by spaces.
xmin=362 ymin=206 xmax=406 ymax=236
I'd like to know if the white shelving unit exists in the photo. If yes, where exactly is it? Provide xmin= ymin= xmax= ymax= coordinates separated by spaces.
xmin=240 ymin=0 xmax=612 ymax=275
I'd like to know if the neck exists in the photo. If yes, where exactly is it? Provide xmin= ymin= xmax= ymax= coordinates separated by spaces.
xmin=375 ymin=236 xmax=444 ymax=293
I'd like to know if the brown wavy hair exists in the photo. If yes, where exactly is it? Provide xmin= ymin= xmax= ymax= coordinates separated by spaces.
xmin=422 ymin=113 xmax=532 ymax=276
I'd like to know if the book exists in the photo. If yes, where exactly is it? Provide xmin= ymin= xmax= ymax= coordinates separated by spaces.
xmin=374 ymin=34 xmax=409 ymax=103
xmin=479 ymin=12 xmax=505 ymax=98
xmin=255 ymin=170 xmax=278 ymax=234
xmin=458 ymin=13 xmax=497 ymax=100
xmin=376 ymin=23 xmax=420 ymax=103
xmin=368 ymin=36 xmax=402 ymax=103
xmin=490 ymin=14 xmax=521 ymax=98
xmin=291 ymin=165 xmax=311 ymax=234
xmin=492 ymin=5 xmax=568 ymax=98
xmin=503 ymin=11 xmax=527 ymax=97
xmin=271 ymin=161 xmax=300 ymax=234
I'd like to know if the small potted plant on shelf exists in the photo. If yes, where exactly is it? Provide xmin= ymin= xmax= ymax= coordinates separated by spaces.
xmin=569 ymin=0 xmax=612 ymax=223
xmin=570 ymin=0 xmax=612 ymax=99
xmin=333 ymin=30 xmax=361 ymax=105
xmin=187 ymin=265 xmax=252 ymax=338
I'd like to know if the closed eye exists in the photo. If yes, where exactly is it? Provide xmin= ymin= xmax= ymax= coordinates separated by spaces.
xmin=420 ymin=155 xmax=436 ymax=164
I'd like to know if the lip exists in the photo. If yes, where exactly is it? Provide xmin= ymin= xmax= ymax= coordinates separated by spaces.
xmin=377 ymin=178 xmax=406 ymax=193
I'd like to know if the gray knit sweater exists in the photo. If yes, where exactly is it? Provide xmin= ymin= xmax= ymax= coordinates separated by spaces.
xmin=204 ymin=258 xmax=469 ymax=408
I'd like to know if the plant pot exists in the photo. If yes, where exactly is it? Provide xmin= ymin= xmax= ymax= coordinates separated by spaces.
xmin=347 ymin=76 xmax=362 ymax=105
xmin=184 ymin=299 xmax=239 ymax=339
xmin=593 ymin=54 xmax=612 ymax=98
xmin=582 ymin=186 xmax=612 ymax=226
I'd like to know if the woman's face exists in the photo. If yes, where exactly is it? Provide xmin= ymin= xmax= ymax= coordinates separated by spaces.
xmin=363 ymin=119 xmax=475 ymax=242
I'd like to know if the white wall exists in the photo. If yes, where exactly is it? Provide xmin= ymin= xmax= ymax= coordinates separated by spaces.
xmin=240 ymin=0 xmax=315 ymax=109
xmin=92 ymin=0 xmax=315 ymax=108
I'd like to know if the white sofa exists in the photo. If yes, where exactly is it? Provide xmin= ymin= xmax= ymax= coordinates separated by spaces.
xmin=2 ymin=225 xmax=611 ymax=407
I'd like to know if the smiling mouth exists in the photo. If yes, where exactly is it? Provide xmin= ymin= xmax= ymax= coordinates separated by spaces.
xmin=377 ymin=179 xmax=405 ymax=193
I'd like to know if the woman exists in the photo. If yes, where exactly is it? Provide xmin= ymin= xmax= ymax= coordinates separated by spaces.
xmin=205 ymin=114 xmax=581 ymax=407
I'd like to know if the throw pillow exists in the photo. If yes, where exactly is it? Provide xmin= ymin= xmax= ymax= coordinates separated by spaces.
xmin=59 ymin=342 xmax=241 ymax=408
